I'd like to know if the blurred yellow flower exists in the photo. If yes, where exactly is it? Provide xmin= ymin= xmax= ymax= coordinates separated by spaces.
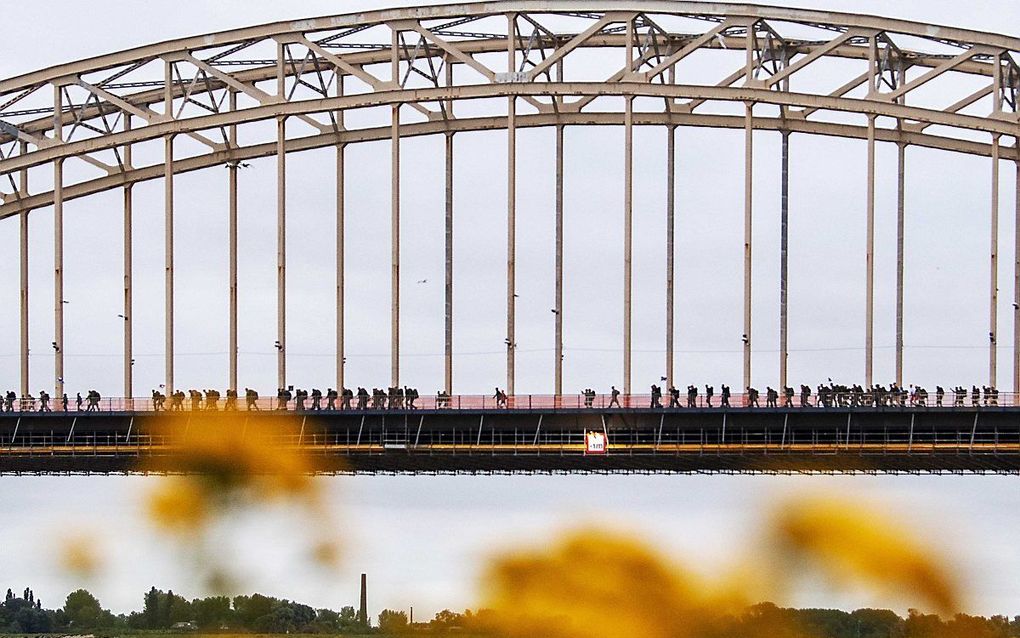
xmin=143 ymin=412 xmax=317 ymax=498
xmin=147 ymin=478 xmax=209 ymax=535
xmin=59 ymin=534 xmax=101 ymax=578
xmin=770 ymin=497 xmax=959 ymax=615
xmin=137 ymin=412 xmax=343 ymax=587
xmin=481 ymin=498 xmax=960 ymax=638
xmin=482 ymin=529 xmax=744 ymax=638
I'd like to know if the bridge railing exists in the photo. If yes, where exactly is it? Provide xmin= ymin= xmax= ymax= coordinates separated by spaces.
xmin=1 ymin=390 xmax=1013 ymax=414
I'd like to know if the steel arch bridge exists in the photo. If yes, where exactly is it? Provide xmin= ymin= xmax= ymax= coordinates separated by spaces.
xmin=4 ymin=0 xmax=1020 ymax=406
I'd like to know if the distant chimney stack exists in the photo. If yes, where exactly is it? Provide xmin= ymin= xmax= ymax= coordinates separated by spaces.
xmin=359 ymin=573 xmax=368 ymax=627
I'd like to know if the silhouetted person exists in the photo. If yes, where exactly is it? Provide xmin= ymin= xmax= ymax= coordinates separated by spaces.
xmin=205 ymin=389 xmax=220 ymax=411
xmin=224 ymin=389 xmax=237 ymax=411
xmin=720 ymin=384 xmax=731 ymax=408
xmin=668 ymin=385 xmax=680 ymax=408
xmin=61 ymin=393 xmax=68 ymax=412
xmin=608 ymin=386 xmax=621 ymax=408
xmin=76 ymin=392 xmax=83 ymax=411
xmin=38 ymin=390 xmax=51 ymax=412
xmin=747 ymin=386 xmax=759 ymax=408
xmin=311 ymin=388 xmax=322 ymax=411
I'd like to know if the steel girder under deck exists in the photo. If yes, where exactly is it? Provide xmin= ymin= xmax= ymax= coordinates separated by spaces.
xmin=1 ymin=408 xmax=1018 ymax=475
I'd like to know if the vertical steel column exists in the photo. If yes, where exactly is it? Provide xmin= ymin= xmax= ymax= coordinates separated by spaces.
xmin=666 ymin=63 xmax=677 ymax=391
xmin=391 ymin=27 xmax=401 ymax=388
xmin=228 ymin=92 xmax=238 ymax=392
xmin=277 ymin=43 xmax=287 ymax=391
xmin=895 ymin=141 xmax=905 ymax=386
xmin=623 ymin=17 xmax=634 ymax=397
xmin=742 ymin=103 xmax=753 ymax=392
xmin=1014 ymin=155 xmax=1020 ymax=393
xmin=990 ymin=134 xmax=1000 ymax=387
xmin=554 ymin=123 xmax=564 ymax=396
xmin=164 ymin=135 xmax=175 ymax=395
xmin=164 ymin=60 xmax=175 ymax=395
xmin=53 ymin=83 xmax=64 ymax=400
xmin=276 ymin=117 xmax=287 ymax=391
xmin=666 ymin=124 xmax=676 ymax=390
xmin=864 ymin=37 xmax=877 ymax=388
xmin=623 ymin=96 xmax=634 ymax=396
xmin=742 ymin=22 xmax=757 ymax=394
xmin=865 ymin=115 xmax=876 ymax=387
xmin=123 ymin=115 xmax=134 ymax=401
xmin=444 ymin=135 xmax=454 ymax=394
xmin=779 ymin=130 xmax=789 ymax=390
xmin=336 ymin=77 xmax=346 ymax=394
xmin=444 ymin=57 xmax=454 ymax=395
xmin=506 ymin=14 xmax=517 ymax=396
xmin=19 ymin=141 xmax=29 ymax=398
xmin=506 ymin=97 xmax=517 ymax=395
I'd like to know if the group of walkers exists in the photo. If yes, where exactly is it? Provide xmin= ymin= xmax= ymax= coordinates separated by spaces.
xmin=151 ymin=386 xmax=424 ymax=412
xmin=0 ymin=382 xmax=1007 ymax=413
xmin=1 ymin=389 xmax=102 ymax=413
xmin=632 ymin=382 xmax=1001 ymax=409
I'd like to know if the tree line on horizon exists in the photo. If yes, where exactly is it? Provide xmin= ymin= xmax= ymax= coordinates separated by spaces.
xmin=3 ymin=586 xmax=1020 ymax=637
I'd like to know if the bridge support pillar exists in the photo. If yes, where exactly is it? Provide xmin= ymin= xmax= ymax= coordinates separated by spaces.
xmin=19 ymin=141 xmax=29 ymax=399
xmin=444 ymin=56 xmax=454 ymax=395
xmin=865 ymin=115 xmax=875 ymax=387
xmin=228 ymin=93 xmax=238 ymax=393
xmin=336 ymin=77 xmax=346 ymax=396
xmin=445 ymin=131 xmax=454 ymax=394
xmin=507 ymin=95 xmax=516 ymax=396
xmin=896 ymin=141 xmax=905 ymax=387
xmin=743 ymin=103 xmax=753 ymax=393
xmin=779 ymin=130 xmax=789 ymax=390
xmin=391 ymin=104 xmax=400 ymax=389
xmin=164 ymin=134 xmax=175 ymax=395
xmin=554 ymin=123 xmax=564 ymax=397
xmin=277 ymin=116 xmax=287 ymax=391
xmin=53 ymin=83 xmax=64 ymax=401
xmin=123 ymin=115 xmax=134 ymax=404
xmin=623 ymin=95 xmax=633 ymax=397
xmin=666 ymin=124 xmax=676 ymax=390
xmin=1014 ymin=156 xmax=1020 ymax=394
xmin=990 ymin=134 xmax=1000 ymax=388
xmin=53 ymin=156 xmax=64 ymax=401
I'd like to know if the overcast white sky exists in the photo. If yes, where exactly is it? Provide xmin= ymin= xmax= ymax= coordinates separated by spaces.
xmin=1 ymin=0 xmax=1019 ymax=624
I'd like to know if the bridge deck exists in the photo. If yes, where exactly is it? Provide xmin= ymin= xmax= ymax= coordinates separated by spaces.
xmin=1 ymin=405 xmax=1018 ymax=474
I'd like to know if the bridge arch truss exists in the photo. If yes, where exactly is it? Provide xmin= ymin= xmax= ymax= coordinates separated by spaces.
xmin=3 ymin=1 xmax=1020 ymax=399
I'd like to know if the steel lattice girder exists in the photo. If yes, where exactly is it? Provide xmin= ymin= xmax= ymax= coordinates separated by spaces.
xmin=2 ymin=1 xmax=1020 ymax=210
